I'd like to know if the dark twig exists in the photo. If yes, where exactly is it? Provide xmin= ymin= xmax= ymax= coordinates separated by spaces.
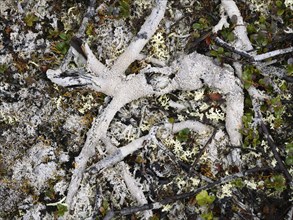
xmin=103 ymin=166 xmax=277 ymax=219
xmin=189 ymin=128 xmax=217 ymax=176
xmin=213 ymin=36 xmax=255 ymax=61
xmin=258 ymin=116 xmax=293 ymax=185
xmin=250 ymin=98 xmax=292 ymax=185
xmin=214 ymin=36 xmax=293 ymax=62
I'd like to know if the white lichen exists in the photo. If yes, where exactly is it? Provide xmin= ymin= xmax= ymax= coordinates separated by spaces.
xmin=244 ymin=179 xmax=258 ymax=190
xmin=78 ymin=93 xmax=99 ymax=114
xmin=157 ymin=94 xmax=170 ymax=109
xmin=217 ymin=183 xmax=233 ymax=199
xmin=94 ymin=19 xmax=133 ymax=66
xmin=12 ymin=142 xmax=59 ymax=192
xmin=150 ymin=32 xmax=170 ymax=60
xmin=285 ymin=0 xmax=293 ymax=9
xmin=248 ymin=0 xmax=272 ymax=14
xmin=206 ymin=108 xmax=225 ymax=122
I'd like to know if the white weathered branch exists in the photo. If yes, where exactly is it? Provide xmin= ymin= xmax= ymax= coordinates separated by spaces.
xmin=53 ymin=47 xmax=245 ymax=209
xmin=121 ymin=165 xmax=153 ymax=219
xmin=215 ymin=37 xmax=293 ymax=62
xmin=46 ymin=0 xmax=250 ymax=213
xmin=110 ymin=0 xmax=168 ymax=76
xmin=66 ymin=97 xmax=127 ymax=207
xmin=213 ymin=4 xmax=229 ymax=33
xmin=88 ymin=136 xmax=148 ymax=173
xmin=83 ymin=43 xmax=108 ymax=76
xmin=166 ymin=120 xmax=211 ymax=134
xmin=221 ymin=0 xmax=253 ymax=51
xmin=254 ymin=47 xmax=293 ymax=61
xmin=101 ymin=137 xmax=153 ymax=219
xmin=136 ymin=53 xmax=166 ymax=67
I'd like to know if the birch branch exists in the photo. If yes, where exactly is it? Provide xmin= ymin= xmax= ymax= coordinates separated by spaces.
xmin=250 ymin=99 xmax=293 ymax=186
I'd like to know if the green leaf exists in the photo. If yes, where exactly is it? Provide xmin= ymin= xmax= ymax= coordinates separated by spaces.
xmin=86 ymin=22 xmax=95 ymax=36
xmin=57 ymin=204 xmax=68 ymax=216
xmin=192 ymin=23 xmax=203 ymax=30
xmin=247 ymin=24 xmax=256 ymax=34
xmin=59 ymin=33 xmax=69 ymax=41
xmin=168 ymin=117 xmax=175 ymax=124
xmin=227 ymin=32 xmax=235 ymax=42
xmin=0 ymin=64 xmax=8 ymax=74
xmin=280 ymin=82 xmax=287 ymax=91
xmin=119 ymin=0 xmax=130 ymax=18
xmin=259 ymin=16 xmax=266 ymax=24
xmin=232 ymin=178 xmax=244 ymax=188
xmin=271 ymin=96 xmax=281 ymax=106
xmin=48 ymin=29 xmax=60 ymax=39
xmin=210 ymin=50 xmax=218 ymax=57
xmin=286 ymin=143 xmax=293 ymax=152
xmin=217 ymin=47 xmax=224 ymax=54
xmin=24 ymin=13 xmax=38 ymax=27
xmin=55 ymin=42 xmax=70 ymax=54
xmin=265 ymin=174 xmax=286 ymax=192
xmin=196 ymin=190 xmax=215 ymax=206
xmin=286 ymin=64 xmax=293 ymax=75
xmin=199 ymin=17 xmax=207 ymax=24
xmin=244 ymin=82 xmax=252 ymax=89
xmin=260 ymin=38 xmax=268 ymax=46
xmin=242 ymin=69 xmax=252 ymax=81
xmin=277 ymin=9 xmax=285 ymax=16
xmin=100 ymin=200 xmax=109 ymax=216
xmin=176 ymin=128 xmax=190 ymax=142
xmin=242 ymin=113 xmax=253 ymax=123
xmin=276 ymin=0 xmax=283 ymax=8
xmin=286 ymin=156 xmax=293 ymax=166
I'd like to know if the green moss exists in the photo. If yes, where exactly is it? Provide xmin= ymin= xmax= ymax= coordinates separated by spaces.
xmin=196 ymin=190 xmax=215 ymax=206
xmin=0 ymin=64 xmax=8 ymax=74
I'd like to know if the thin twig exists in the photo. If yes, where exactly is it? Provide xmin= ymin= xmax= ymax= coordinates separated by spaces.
xmin=214 ymin=36 xmax=293 ymax=62
xmin=258 ymin=116 xmax=293 ymax=185
xmin=103 ymin=166 xmax=278 ymax=219
xmin=214 ymin=37 xmax=255 ymax=60
xmin=189 ymin=128 xmax=217 ymax=176
xmin=254 ymin=47 xmax=293 ymax=61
